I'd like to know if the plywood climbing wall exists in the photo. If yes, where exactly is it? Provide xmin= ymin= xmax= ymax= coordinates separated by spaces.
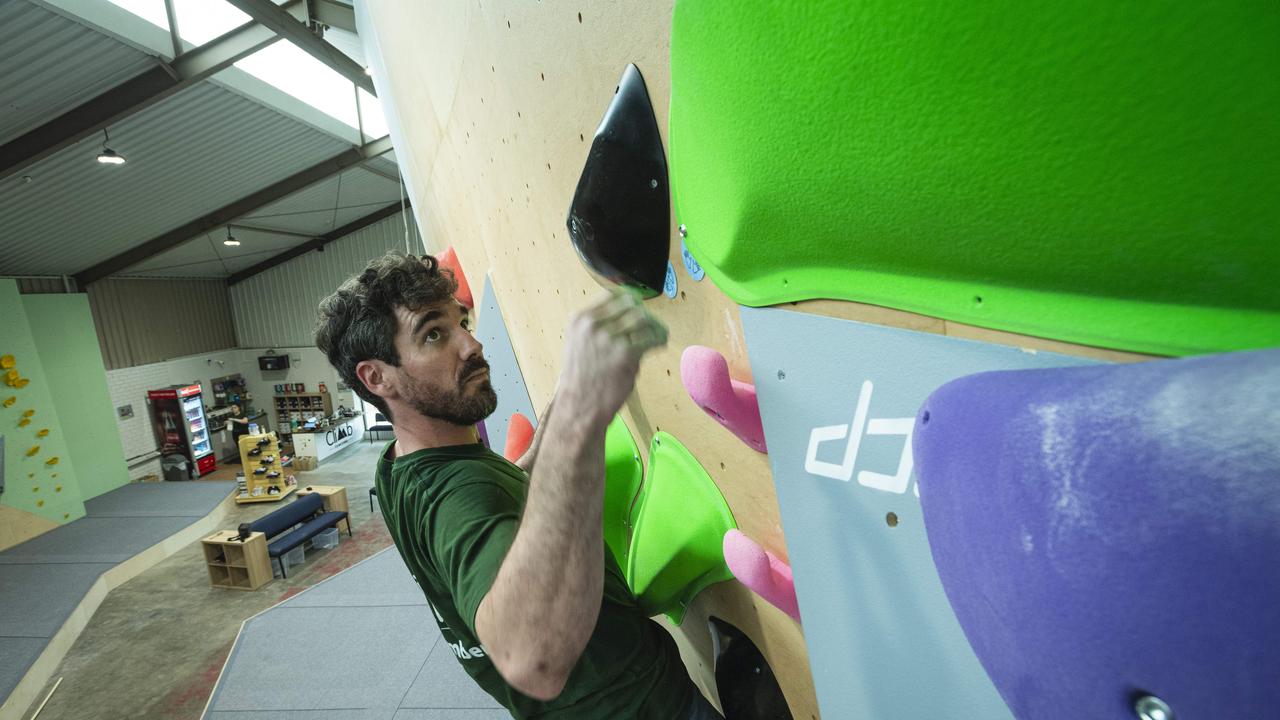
xmin=356 ymin=2 xmax=1156 ymax=718
xmin=357 ymin=0 xmax=815 ymax=713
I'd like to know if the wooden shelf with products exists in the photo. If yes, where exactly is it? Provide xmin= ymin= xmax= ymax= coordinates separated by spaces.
xmin=272 ymin=391 xmax=333 ymax=450
xmin=202 ymin=530 xmax=272 ymax=590
xmin=236 ymin=431 xmax=295 ymax=504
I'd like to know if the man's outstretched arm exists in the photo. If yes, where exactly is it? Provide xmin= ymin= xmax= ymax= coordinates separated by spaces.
xmin=474 ymin=291 xmax=666 ymax=700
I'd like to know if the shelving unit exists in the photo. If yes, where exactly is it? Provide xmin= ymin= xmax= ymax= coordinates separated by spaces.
xmin=273 ymin=391 xmax=333 ymax=451
xmin=202 ymin=530 xmax=272 ymax=590
xmin=236 ymin=431 xmax=295 ymax=504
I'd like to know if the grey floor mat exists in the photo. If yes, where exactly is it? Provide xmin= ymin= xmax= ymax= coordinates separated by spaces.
xmin=84 ymin=481 xmax=234 ymax=517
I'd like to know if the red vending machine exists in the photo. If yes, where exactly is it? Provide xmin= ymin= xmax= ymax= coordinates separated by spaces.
xmin=147 ymin=384 xmax=216 ymax=478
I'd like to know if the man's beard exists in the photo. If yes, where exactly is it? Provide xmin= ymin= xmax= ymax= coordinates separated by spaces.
xmin=402 ymin=357 xmax=498 ymax=427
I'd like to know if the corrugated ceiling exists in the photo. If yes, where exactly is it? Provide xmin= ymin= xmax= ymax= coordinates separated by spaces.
xmin=0 ymin=1 xmax=156 ymax=144
xmin=0 ymin=0 xmax=399 ymax=281
xmin=1 ymin=82 xmax=350 ymax=276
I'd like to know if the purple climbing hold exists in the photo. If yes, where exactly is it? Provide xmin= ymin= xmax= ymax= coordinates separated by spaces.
xmin=913 ymin=348 xmax=1280 ymax=720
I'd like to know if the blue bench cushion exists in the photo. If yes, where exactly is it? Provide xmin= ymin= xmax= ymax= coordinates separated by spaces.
xmin=266 ymin=511 xmax=348 ymax=558
xmin=249 ymin=493 xmax=324 ymax=539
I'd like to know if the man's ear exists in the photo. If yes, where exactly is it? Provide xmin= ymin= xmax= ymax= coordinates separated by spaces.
xmin=355 ymin=360 xmax=396 ymax=404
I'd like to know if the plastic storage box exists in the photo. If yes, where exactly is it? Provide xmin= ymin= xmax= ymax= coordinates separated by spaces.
xmin=271 ymin=545 xmax=305 ymax=577
xmin=311 ymin=527 xmax=340 ymax=550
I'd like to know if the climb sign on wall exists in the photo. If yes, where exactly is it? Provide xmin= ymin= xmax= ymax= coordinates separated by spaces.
xmin=741 ymin=306 xmax=1096 ymax=719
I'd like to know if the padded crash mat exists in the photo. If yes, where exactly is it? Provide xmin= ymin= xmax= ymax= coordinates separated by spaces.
xmin=914 ymin=348 xmax=1280 ymax=720
xmin=670 ymin=0 xmax=1280 ymax=355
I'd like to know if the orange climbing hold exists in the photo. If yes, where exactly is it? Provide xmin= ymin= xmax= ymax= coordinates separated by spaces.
xmin=438 ymin=246 xmax=474 ymax=309
xmin=503 ymin=412 xmax=535 ymax=462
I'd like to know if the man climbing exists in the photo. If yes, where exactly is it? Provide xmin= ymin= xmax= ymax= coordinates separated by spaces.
xmin=316 ymin=251 xmax=723 ymax=719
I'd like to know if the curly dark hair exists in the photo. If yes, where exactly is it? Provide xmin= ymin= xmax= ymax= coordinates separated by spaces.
xmin=315 ymin=251 xmax=459 ymax=420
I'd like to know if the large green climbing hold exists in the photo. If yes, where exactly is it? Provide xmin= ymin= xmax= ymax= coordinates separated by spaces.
xmin=669 ymin=0 xmax=1280 ymax=356
xmin=603 ymin=415 xmax=645 ymax=571
xmin=626 ymin=431 xmax=737 ymax=624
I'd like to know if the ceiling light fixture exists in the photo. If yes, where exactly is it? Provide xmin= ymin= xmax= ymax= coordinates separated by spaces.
xmin=223 ymin=226 xmax=240 ymax=247
xmin=96 ymin=128 xmax=126 ymax=165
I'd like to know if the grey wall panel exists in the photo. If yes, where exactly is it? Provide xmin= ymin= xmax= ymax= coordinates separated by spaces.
xmin=87 ymin=278 xmax=237 ymax=369
xmin=230 ymin=211 xmax=423 ymax=348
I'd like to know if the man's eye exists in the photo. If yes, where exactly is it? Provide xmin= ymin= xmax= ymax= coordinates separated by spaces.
xmin=424 ymin=329 xmax=442 ymax=342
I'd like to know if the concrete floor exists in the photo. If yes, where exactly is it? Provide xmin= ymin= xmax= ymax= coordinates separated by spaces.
xmin=22 ymin=441 xmax=396 ymax=720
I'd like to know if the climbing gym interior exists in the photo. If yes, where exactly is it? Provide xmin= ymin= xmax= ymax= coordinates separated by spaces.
xmin=0 ymin=1 xmax=1275 ymax=719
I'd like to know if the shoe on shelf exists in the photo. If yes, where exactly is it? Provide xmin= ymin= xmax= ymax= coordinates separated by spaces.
xmin=254 ymin=467 xmax=266 ymax=475
xmin=266 ymin=471 xmax=280 ymax=479
xmin=248 ymin=448 xmax=262 ymax=456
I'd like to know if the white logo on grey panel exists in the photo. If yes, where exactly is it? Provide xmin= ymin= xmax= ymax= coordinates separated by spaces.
xmin=804 ymin=380 xmax=919 ymax=496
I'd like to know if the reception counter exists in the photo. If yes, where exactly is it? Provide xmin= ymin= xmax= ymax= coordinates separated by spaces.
xmin=292 ymin=418 xmax=365 ymax=464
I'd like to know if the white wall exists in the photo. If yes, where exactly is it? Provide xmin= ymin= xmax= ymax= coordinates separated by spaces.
xmin=230 ymin=210 xmax=428 ymax=348
xmin=105 ymin=348 xmax=246 ymax=480
xmin=106 ymin=347 xmax=357 ymax=480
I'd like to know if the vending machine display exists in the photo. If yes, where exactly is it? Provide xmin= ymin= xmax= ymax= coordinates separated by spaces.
xmin=147 ymin=384 xmax=216 ymax=478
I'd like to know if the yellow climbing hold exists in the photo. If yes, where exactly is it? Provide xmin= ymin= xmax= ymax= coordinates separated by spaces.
xmin=63 ymin=513 xmax=70 ymax=519
xmin=2 ymin=396 xmax=14 ymax=407
xmin=37 ymin=428 xmax=48 ymax=437
xmin=31 ymin=486 xmax=38 ymax=492
xmin=25 ymin=445 xmax=39 ymax=456
xmin=51 ymin=473 xmax=59 ymax=478
xmin=4 ymin=369 xmax=17 ymax=383
xmin=55 ymin=485 xmax=62 ymax=492
xmin=36 ymin=500 xmax=44 ymax=508
xmin=0 ymin=354 xmax=13 ymax=369
xmin=22 ymin=409 xmax=34 ymax=417
xmin=18 ymin=418 xmax=30 ymax=427
xmin=16 ymin=378 xmax=29 ymax=388
xmin=45 ymin=457 xmax=59 ymax=465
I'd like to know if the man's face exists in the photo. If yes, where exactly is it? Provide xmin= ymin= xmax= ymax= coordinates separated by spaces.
xmin=390 ymin=300 xmax=497 ymax=426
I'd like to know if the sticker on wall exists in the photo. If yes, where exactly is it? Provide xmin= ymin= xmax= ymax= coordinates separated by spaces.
xmin=664 ymin=262 xmax=678 ymax=298
xmin=681 ymin=240 xmax=705 ymax=281
xmin=741 ymin=305 xmax=1097 ymax=719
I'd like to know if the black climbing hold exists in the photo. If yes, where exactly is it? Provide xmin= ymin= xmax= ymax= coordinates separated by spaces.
xmin=566 ymin=64 xmax=670 ymax=298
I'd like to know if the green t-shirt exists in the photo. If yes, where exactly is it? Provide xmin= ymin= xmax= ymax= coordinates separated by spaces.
xmin=375 ymin=441 xmax=696 ymax=719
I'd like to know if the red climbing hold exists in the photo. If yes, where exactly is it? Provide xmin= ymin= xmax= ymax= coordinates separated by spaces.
xmin=503 ymin=412 xmax=534 ymax=462
xmin=438 ymin=246 xmax=474 ymax=308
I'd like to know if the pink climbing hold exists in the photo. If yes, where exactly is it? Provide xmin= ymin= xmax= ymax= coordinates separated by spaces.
xmin=438 ymin=246 xmax=474 ymax=308
xmin=680 ymin=345 xmax=767 ymax=452
xmin=723 ymin=529 xmax=800 ymax=622
xmin=503 ymin=412 xmax=535 ymax=462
